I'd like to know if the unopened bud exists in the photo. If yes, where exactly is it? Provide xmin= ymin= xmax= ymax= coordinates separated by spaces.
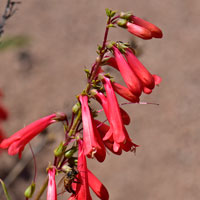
xmin=90 ymin=89 xmax=97 ymax=96
xmin=62 ymin=165 xmax=72 ymax=173
xmin=98 ymin=73 xmax=104 ymax=81
xmin=54 ymin=142 xmax=65 ymax=157
xmin=24 ymin=182 xmax=35 ymax=198
xmin=64 ymin=146 xmax=77 ymax=158
xmin=72 ymin=102 xmax=81 ymax=114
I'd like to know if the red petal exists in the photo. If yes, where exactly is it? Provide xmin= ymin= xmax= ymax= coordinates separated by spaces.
xmin=88 ymin=169 xmax=109 ymax=200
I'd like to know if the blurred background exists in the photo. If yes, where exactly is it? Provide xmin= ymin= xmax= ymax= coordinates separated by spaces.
xmin=0 ymin=0 xmax=199 ymax=199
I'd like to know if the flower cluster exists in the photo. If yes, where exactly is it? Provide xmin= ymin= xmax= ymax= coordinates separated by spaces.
xmin=0 ymin=9 xmax=162 ymax=200
xmin=0 ymin=89 xmax=8 ymax=143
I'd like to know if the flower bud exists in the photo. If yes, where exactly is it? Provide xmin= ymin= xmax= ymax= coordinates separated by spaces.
xmin=24 ymin=182 xmax=35 ymax=198
xmin=54 ymin=142 xmax=65 ymax=157
xmin=72 ymin=102 xmax=81 ymax=114
xmin=64 ymin=146 xmax=77 ymax=158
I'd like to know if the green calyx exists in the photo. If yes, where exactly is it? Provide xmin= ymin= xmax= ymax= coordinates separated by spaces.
xmin=117 ymin=19 xmax=127 ymax=28
xmin=119 ymin=12 xmax=132 ymax=20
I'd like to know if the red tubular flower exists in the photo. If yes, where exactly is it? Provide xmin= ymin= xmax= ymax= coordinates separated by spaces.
xmin=71 ymin=140 xmax=92 ymax=200
xmin=100 ymin=76 xmax=126 ymax=143
xmin=113 ymin=46 xmax=143 ymax=96
xmin=71 ymin=140 xmax=109 ymax=200
xmin=88 ymin=169 xmax=109 ymax=200
xmin=126 ymin=22 xmax=152 ymax=39
xmin=79 ymin=95 xmax=106 ymax=162
xmin=112 ymin=82 xmax=140 ymax=103
xmin=125 ymin=48 xmax=162 ymax=93
xmin=102 ymin=77 xmax=139 ymax=152
xmin=47 ymin=168 xmax=57 ymax=200
xmin=131 ymin=15 xmax=163 ymax=38
xmin=0 ymin=114 xmax=57 ymax=158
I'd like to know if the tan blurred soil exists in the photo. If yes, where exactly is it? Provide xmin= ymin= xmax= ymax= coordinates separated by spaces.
xmin=0 ymin=0 xmax=200 ymax=199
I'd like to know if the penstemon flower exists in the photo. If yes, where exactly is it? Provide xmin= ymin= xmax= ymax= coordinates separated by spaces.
xmin=79 ymin=95 xmax=106 ymax=162
xmin=0 ymin=113 xmax=59 ymax=158
xmin=125 ymin=48 xmax=162 ymax=93
xmin=113 ymin=46 xmax=143 ymax=97
xmin=130 ymin=15 xmax=163 ymax=38
xmin=47 ymin=168 xmax=57 ymax=200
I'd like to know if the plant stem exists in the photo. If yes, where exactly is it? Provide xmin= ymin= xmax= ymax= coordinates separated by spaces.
xmin=67 ymin=16 xmax=112 ymax=138
xmin=34 ymin=177 xmax=48 ymax=200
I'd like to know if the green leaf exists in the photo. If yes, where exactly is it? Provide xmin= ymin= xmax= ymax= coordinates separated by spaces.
xmin=105 ymin=8 xmax=111 ymax=17
xmin=0 ymin=179 xmax=11 ymax=200
xmin=0 ymin=35 xmax=30 ymax=52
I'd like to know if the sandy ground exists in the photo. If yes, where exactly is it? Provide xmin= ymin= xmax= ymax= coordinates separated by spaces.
xmin=0 ymin=0 xmax=200 ymax=199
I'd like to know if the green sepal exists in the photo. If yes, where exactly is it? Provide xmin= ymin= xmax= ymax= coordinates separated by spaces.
xmin=84 ymin=69 xmax=91 ymax=78
xmin=106 ymin=41 xmax=115 ymax=50
xmin=116 ymin=42 xmax=129 ymax=54
xmin=117 ymin=19 xmax=127 ymax=28
xmin=120 ymin=12 xmax=132 ymax=20
xmin=0 ymin=179 xmax=11 ymax=200
xmin=24 ymin=182 xmax=36 ymax=198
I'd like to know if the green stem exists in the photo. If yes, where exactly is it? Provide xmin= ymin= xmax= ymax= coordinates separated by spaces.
xmin=68 ymin=110 xmax=82 ymax=136
xmin=34 ymin=177 xmax=48 ymax=200
xmin=0 ymin=179 xmax=11 ymax=200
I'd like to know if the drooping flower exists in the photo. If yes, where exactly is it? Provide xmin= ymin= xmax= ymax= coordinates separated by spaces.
xmin=126 ymin=22 xmax=152 ymax=39
xmin=79 ymin=95 xmax=106 ymax=162
xmin=113 ymin=46 xmax=143 ymax=97
xmin=93 ymin=79 xmax=126 ymax=144
xmin=70 ymin=140 xmax=109 ymax=200
xmin=47 ymin=168 xmax=57 ymax=200
xmin=70 ymin=140 xmax=92 ymax=200
xmin=101 ymin=76 xmax=139 ymax=152
xmin=0 ymin=113 xmax=57 ymax=158
xmin=125 ymin=48 xmax=162 ymax=93
xmin=130 ymin=15 xmax=163 ymax=38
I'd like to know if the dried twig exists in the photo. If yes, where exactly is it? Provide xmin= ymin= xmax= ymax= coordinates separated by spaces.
xmin=0 ymin=0 xmax=21 ymax=37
